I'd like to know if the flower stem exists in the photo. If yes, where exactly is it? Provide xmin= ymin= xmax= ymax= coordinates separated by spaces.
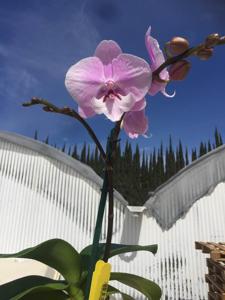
xmin=153 ymin=34 xmax=225 ymax=77
xmin=84 ymin=168 xmax=109 ymax=300
xmin=153 ymin=46 xmax=199 ymax=77
xmin=23 ymin=98 xmax=123 ymax=298
xmin=22 ymin=97 xmax=106 ymax=161
xmin=103 ymin=118 xmax=123 ymax=262
xmin=103 ymin=166 xmax=113 ymax=262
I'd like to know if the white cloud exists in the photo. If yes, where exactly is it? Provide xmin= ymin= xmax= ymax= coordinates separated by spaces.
xmin=0 ymin=3 xmax=101 ymax=77
xmin=0 ymin=67 xmax=39 ymax=100
xmin=0 ymin=3 xmax=101 ymax=136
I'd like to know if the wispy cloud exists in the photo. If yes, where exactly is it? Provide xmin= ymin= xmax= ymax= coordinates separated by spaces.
xmin=0 ymin=67 xmax=39 ymax=101
xmin=0 ymin=2 xmax=101 ymax=139
xmin=0 ymin=4 xmax=100 ymax=78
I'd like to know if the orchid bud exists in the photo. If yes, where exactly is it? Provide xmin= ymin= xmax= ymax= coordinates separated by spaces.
xmin=218 ymin=36 xmax=225 ymax=45
xmin=205 ymin=33 xmax=220 ymax=48
xmin=166 ymin=37 xmax=189 ymax=55
xmin=169 ymin=60 xmax=190 ymax=81
xmin=196 ymin=48 xmax=213 ymax=60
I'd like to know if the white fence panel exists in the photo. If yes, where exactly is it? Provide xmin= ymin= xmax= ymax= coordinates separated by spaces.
xmin=0 ymin=131 xmax=225 ymax=299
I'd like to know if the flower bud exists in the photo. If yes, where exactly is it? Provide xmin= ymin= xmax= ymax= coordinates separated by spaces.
xmin=169 ymin=60 xmax=190 ymax=81
xmin=166 ymin=37 xmax=189 ymax=55
xmin=205 ymin=33 xmax=220 ymax=48
xmin=196 ymin=48 xmax=213 ymax=60
xmin=218 ymin=36 xmax=225 ymax=45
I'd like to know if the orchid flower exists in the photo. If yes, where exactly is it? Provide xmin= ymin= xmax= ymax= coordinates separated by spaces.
xmin=65 ymin=40 xmax=152 ymax=122
xmin=123 ymin=108 xmax=148 ymax=139
xmin=145 ymin=27 xmax=175 ymax=97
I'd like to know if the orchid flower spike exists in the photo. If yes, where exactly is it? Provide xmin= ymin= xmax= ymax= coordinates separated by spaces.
xmin=65 ymin=40 xmax=152 ymax=122
xmin=145 ymin=27 xmax=175 ymax=98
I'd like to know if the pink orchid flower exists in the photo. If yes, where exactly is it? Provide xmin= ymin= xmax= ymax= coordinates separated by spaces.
xmin=145 ymin=27 xmax=175 ymax=97
xmin=123 ymin=108 xmax=148 ymax=139
xmin=65 ymin=40 xmax=152 ymax=122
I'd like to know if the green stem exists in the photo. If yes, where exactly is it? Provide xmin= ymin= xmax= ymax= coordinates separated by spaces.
xmin=84 ymin=128 xmax=116 ymax=299
xmin=84 ymin=121 xmax=122 ymax=299
xmin=84 ymin=169 xmax=108 ymax=300
xmin=102 ymin=119 xmax=123 ymax=262
xmin=103 ymin=166 xmax=113 ymax=262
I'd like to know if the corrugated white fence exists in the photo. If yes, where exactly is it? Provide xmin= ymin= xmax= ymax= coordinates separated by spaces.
xmin=0 ymin=131 xmax=225 ymax=299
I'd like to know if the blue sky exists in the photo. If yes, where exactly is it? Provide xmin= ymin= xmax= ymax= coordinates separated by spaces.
xmin=0 ymin=0 xmax=224 ymax=153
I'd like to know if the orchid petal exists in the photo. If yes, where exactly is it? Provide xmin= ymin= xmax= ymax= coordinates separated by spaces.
xmin=95 ymin=40 xmax=122 ymax=65
xmin=149 ymin=81 xmax=175 ymax=98
xmin=123 ymin=109 xmax=148 ymax=138
xmin=146 ymin=27 xmax=173 ymax=97
xmin=92 ymin=94 xmax=136 ymax=122
xmin=112 ymin=54 xmax=151 ymax=101
xmin=145 ymin=27 xmax=165 ymax=71
xmin=65 ymin=57 xmax=105 ymax=105
xmin=128 ymin=133 xmax=139 ymax=138
xmin=161 ymin=88 xmax=176 ymax=98
xmin=92 ymin=97 xmax=107 ymax=115
xmin=117 ymin=93 xmax=136 ymax=112
xmin=131 ymin=98 xmax=146 ymax=111
xmin=92 ymin=97 xmax=124 ymax=122
xmin=149 ymin=81 xmax=167 ymax=96
xmin=104 ymin=98 xmax=125 ymax=121
xmin=78 ymin=106 xmax=96 ymax=118
xmin=95 ymin=40 xmax=122 ymax=78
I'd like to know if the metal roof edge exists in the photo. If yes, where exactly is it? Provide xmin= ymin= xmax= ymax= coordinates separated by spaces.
xmin=0 ymin=131 xmax=128 ymax=207
xmin=144 ymin=143 xmax=225 ymax=207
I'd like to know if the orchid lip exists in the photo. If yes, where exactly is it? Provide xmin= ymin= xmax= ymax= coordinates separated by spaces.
xmin=103 ymin=90 xmax=122 ymax=102
xmin=105 ymin=80 xmax=115 ymax=89
xmin=102 ymin=80 xmax=122 ymax=102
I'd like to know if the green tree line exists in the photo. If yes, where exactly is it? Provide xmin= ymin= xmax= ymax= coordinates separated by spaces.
xmin=34 ymin=128 xmax=223 ymax=205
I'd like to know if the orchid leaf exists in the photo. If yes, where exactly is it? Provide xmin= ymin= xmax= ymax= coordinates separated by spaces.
xmin=110 ymin=272 xmax=162 ymax=300
xmin=107 ymin=284 xmax=134 ymax=300
xmin=80 ymin=243 xmax=157 ymax=270
xmin=0 ymin=239 xmax=81 ymax=284
xmin=17 ymin=290 xmax=69 ymax=300
xmin=0 ymin=276 xmax=68 ymax=300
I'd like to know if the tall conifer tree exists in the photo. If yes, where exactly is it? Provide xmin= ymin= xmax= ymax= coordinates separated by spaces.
xmin=158 ymin=142 xmax=164 ymax=184
xmin=178 ymin=140 xmax=185 ymax=170
xmin=86 ymin=145 xmax=90 ymax=165
xmin=81 ymin=143 xmax=86 ymax=163
xmin=67 ymin=146 xmax=71 ymax=156
xmin=175 ymin=147 xmax=180 ymax=172
xmin=34 ymin=130 xmax=38 ymax=140
xmin=207 ymin=140 xmax=212 ymax=152
xmin=44 ymin=135 xmax=49 ymax=145
xmin=167 ymin=136 xmax=176 ymax=177
xmin=185 ymin=147 xmax=189 ymax=166
xmin=192 ymin=148 xmax=197 ymax=161
xmin=214 ymin=128 xmax=222 ymax=147
xmin=72 ymin=145 xmax=78 ymax=159
xmin=219 ymin=133 xmax=223 ymax=145
xmin=61 ymin=143 xmax=66 ymax=153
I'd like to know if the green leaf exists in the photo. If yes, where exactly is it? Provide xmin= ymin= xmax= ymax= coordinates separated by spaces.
xmin=110 ymin=272 xmax=162 ymax=300
xmin=0 ymin=239 xmax=81 ymax=284
xmin=107 ymin=284 xmax=134 ymax=300
xmin=107 ymin=244 xmax=157 ymax=257
xmin=0 ymin=276 xmax=68 ymax=300
xmin=67 ymin=286 xmax=84 ymax=300
xmin=80 ymin=244 xmax=157 ymax=270
xmin=18 ymin=290 xmax=69 ymax=300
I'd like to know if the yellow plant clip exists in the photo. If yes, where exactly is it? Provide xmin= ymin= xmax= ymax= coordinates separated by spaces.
xmin=89 ymin=260 xmax=111 ymax=300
